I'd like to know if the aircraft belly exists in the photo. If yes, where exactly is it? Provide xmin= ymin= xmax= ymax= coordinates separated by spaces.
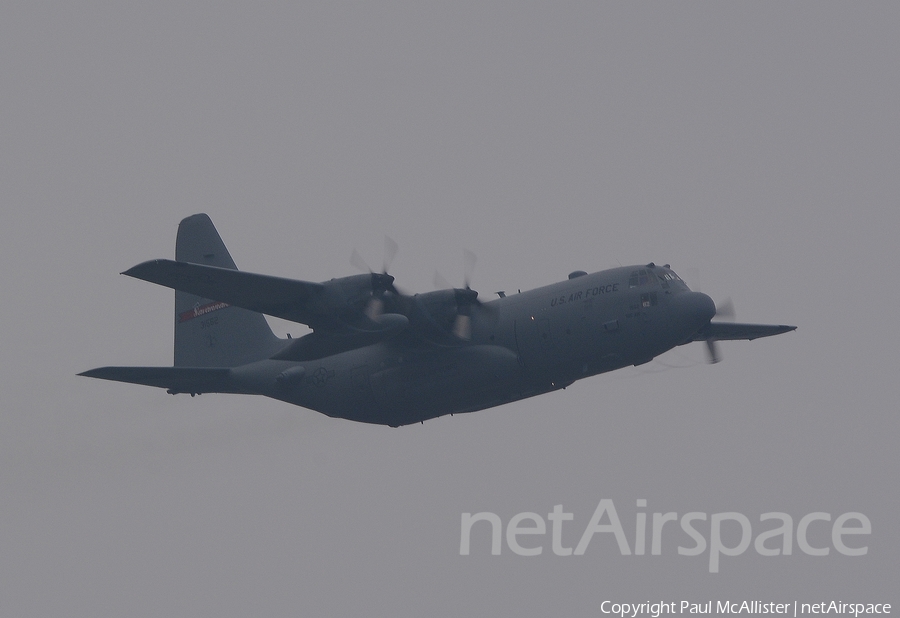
xmin=368 ymin=345 xmax=522 ymax=425
xmin=261 ymin=344 xmax=522 ymax=426
xmin=274 ymin=364 xmax=381 ymax=423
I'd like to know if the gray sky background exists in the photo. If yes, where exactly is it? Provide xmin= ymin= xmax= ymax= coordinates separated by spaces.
xmin=2 ymin=2 xmax=898 ymax=616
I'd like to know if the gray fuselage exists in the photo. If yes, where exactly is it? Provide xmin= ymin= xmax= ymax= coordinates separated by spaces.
xmin=230 ymin=265 xmax=714 ymax=427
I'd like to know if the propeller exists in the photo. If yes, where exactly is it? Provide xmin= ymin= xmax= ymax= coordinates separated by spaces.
xmin=432 ymin=251 xmax=488 ymax=340
xmin=704 ymin=297 xmax=735 ymax=364
xmin=679 ymin=269 xmax=736 ymax=364
xmin=714 ymin=297 xmax=735 ymax=321
xmin=433 ymin=271 xmax=451 ymax=291
xmin=349 ymin=236 xmax=402 ymax=319
xmin=704 ymin=339 xmax=721 ymax=365
xmin=349 ymin=248 xmax=369 ymax=274
xmin=463 ymin=249 xmax=477 ymax=290
xmin=382 ymin=236 xmax=398 ymax=276
xmin=456 ymin=250 xmax=491 ymax=339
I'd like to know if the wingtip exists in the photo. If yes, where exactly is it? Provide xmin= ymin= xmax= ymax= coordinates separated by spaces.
xmin=121 ymin=261 xmax=148 ymax=277
xmin=769 ymin=324 xmax=797 ymax=337
xmin=121 ymin=259 xmax=169 ymax=279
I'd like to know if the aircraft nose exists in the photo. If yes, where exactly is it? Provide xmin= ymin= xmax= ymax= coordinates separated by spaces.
xmin=671 ymin=291 xmax=716 ymax=329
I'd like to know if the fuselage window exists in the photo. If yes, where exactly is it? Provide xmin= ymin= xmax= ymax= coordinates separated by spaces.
xmin=640 ymin=292 xmax=658 ymax=308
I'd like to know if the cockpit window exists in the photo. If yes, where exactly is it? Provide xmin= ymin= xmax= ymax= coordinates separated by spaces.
xmin=657 ymin=270 xmax=687 ymax=290
xmin=628 ymin=269 xmax=653 ymax=288
xmin=660 ymin=271 xmax=682 ymax=282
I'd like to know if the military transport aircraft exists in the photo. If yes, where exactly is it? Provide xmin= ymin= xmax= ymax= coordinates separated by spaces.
xmin=80 ymin=214 xmax=796 ymax=427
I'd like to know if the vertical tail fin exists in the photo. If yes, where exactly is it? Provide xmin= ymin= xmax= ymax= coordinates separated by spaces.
xmin=174 ymin=214 xmax=283 ymax=367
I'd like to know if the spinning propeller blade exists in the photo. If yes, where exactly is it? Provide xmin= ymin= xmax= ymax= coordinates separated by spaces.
xmin=350 ymin=237 xmax=402 ymax=295
xmin=704 ymin=298 xmax=736 ymax=364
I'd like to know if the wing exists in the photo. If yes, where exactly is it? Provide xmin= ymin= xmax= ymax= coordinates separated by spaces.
xmin=689 ymin=322 xmax=797 ymax=341
xmin=78 ymin=366 xmax=243 ymax=394
xmin=123 ymin=259 xmax=333 ymax=328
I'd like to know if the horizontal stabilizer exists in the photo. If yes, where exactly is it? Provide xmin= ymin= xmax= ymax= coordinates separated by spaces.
xmin=124 ymin=259 xmax=326 ymax=327
xmin=689 ymin=322 xmax=797 ymax=342
xmin=79 ymin=366 xmax=244 ymax=394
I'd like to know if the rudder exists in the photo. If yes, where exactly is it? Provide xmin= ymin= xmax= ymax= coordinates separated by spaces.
xmin=174 ymin=214 xmax=283 ymax=367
